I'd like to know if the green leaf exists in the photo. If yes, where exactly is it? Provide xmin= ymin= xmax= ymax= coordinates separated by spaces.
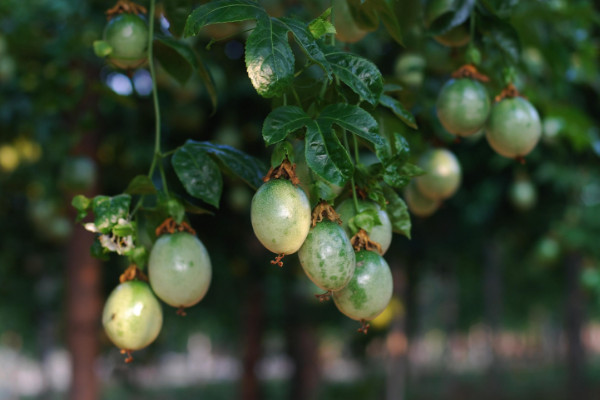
xmin=184 ymin=0 xmax=266 ymax=37
xmin=347 ymin=0 xmax=379 ymax=31
xmin=172 ymin=145 xmax=223 ymax=208
xmin=308 ymin=8 xmax=336 ymax=39
xmin=317 ymin=103 xmax=382 ymax=146
xmin=112 ymin=221 xmax=136 ymax=237
xmin=262 ymin=106 xmax=311 ymax=145
xmin=372 ymin=0 xmax=404 ymax=46
xmin=72 ymin=195 xmax=91 ymax=222
xmin=379 ymin=94 xmax=418 ymax=129
xmin=271 ymin=141 xmax=295 ymax=168
xmin=166 ymin=198 xmax=186 ymax=223
xmin=92 ymin=194 xmax=132 ymax=234
xmin=383 ymin=185 xmax=411 ymax=239
xmin=384 ymin=161 xmax=425 ymax=189
xmin=324 ymin=50 xmax=383 ymax=106
xmin=163 ymin=0 xmax=194 ymax=37
xmin=348 ymin=208 xmax=381 ymax=234
xmin=480 ymin=15 xmax=521 ymax=64
xmin=154 ymin=39 xmax=194 ymax=85
xmin=124 ymin=246 xmax=148 ymax=269
xmin=305 ymin=120 xmax=353 ymax=186
xmin=185 ymin=141 xmax=267 ymax=189
xmin=429 ymin=0 xmax=475 ymax=35
xmin=309 ymin=180 xmax=338 ymax=204
xmin=383 ymin=83 xmax=403 ymax=92
xmin=91 ymin=237 xmax=110 ymax=261
xmin=197 ymin=54 xmax=219 ymax=115
xmin=245 ymin=17 xmax=295 ymax=98
xmin=182 ymin=199 xmax=214 ymax=215
xmin=93 ymin=40 xmax=112 ymax=57
xmin=275 ymin=18 xmax=332 ymax=77
xmin=125 ymin=175 xmax=157 ymax=195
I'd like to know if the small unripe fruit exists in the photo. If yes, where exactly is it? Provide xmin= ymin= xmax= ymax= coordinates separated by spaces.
xmin=436 ymin=78 xmax=490 ymax=137
xmin=416 ymin=149 xmax=461 ymax=200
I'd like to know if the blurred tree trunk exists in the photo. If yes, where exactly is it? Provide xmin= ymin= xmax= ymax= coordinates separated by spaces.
xmin=484 ymin=240 xmax=503 ymax=397
xmin=565 ymin=252 xmax=586 ymax=400
xmin=241 ymin=281 xmax=264 ymax=400
xmin=65 ymin=68 xmax=102 ymax=400
xmin=66 ymin=221 xmax=101 ymax=400
xmin=386 ymin=265 xmax=407 ymax=400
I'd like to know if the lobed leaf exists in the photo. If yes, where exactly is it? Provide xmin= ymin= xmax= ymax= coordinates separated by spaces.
xmin=324 ymin=50 xmax=383 ymax=106
xmin=172 ymin=145 xmax=223 ymax=208
xmin=125 ymin=175 xmax=157 ymax=195
xmin=184 ymin=0 xmax=266 ymax=37
xmin=318 ymin=103 xmax=383 ymax=146
xmin=305 ymin=120 xmax=353 ymax=186
xmin=245 ymin=17 xmax=295 ymax=98
xmin=379 ymin=94 xmax=418 ymax=129
xmin=262 ymin=106 xmax=311 ymax=145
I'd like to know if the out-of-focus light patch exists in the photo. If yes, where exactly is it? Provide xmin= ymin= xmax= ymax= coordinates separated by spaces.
xmin=0 ymin=145 xmax=19 ymax=172
xmin=133 ymin=69 xmax=152 ymax=96
xmin=106 ymin=72 xmax=133 ymax=96
xmin=590 ymin=128 xmax=600 ymax=157
xmin=160 ymin=15 xmax=170 ymax=31
xmin=225 ymin=40 xmax=244 ymax=60
xmin=582 ymin=182 xmax=600 ymax=207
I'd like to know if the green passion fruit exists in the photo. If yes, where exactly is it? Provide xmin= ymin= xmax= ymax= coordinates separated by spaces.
xmin=298 ymin=220 xmax=356 ymax=291
xmin=508 ymin=178 xmax=537 ymax=212
xmin=332 ymin=250 xmax=393 ymax=321
xmin=104 ymin=13 xmax=148 ymax=68
xmin=336 ymin=199 xmax=392 ymax=255
xmin=416 ymin=149 xmax=461 ymax=200
xmin=404 ymin=181 xmax=440 ymax=217
xmin=251 ymin=179 xmax=311 ymax=255
xmin=148 ymin=232 xmax=212 ymax=308
xmin=436 ymin=78 xmax=490 ymax=137
xmin=485 ymin=97 xmax=542 ymax=159
xmin=102 ymin=280 xmax=163 ymax=351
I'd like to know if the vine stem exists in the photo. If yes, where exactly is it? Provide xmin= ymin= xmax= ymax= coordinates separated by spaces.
xmin=343 ymin=132 xmax=360 ymax=213
xmin=147 ymin=0 xmax=168 ymax=195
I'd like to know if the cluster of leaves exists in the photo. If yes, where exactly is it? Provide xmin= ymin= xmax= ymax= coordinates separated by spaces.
xmin=183 ymin=0 xmax=420 ymax=238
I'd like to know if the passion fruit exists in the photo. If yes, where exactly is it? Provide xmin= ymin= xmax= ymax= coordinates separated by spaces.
xmin=415 ymin=149 xmax=461 ymax=200
xmin=336 ymin=199 xmax=393 ymax=255
xmin=436 ymin=78 xmax=490 ymax=137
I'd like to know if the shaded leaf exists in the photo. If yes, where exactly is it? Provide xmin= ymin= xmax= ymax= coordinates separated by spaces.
xmin=262 ymin=106 xmax=311 ymax=145
xmin=186 ymin=141 xmax=267 ymax=189
xmin=383 ymin=185 xmax=411 ymax=238
xmin=125 ymin=175 xmax=157 ymax=195
xmin=348 ymin=0 xmax=379 ymax=31
xmin=172 ymin=145 xmax=223 ymax=208
xmin=372 ymin=0 xmax=404 ymax=45
xmin=318 ymin=103 xmax=382 ymax=146
xmin=379 ymin=94 xmax=418 ymax=129
xmin=275 ymin=18 xmax=332 ymax=77
xmin=184 ymin=0 xmax=266 ymax=37
xmin=324 ymin=50 xmax=383 ymax=105
xmin=429 ymin=0 xmax=475 ymax=35
xmin=92 ymin=194 xmax=132 ymax=234
xmin=154 ymin=40 xmax=194 ymax=85
xmin=271 ymin=141 xmax=295 ymax=168
xmin=245 ymin=17 xmax=295 ymax=98
xmin=480 ymin=15 xmax=521 ymax=64
xmin=305 ymin=120 xmax=353 ymax=186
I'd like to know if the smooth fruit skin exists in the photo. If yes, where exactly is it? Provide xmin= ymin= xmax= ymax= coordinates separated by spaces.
xmin=404 ymin=181 xmax=440 ymax=217
xmin=104 ymin=14 xmax=148 ymax=66
xmin=298 ymin=221 xmax=356 ymax=291
xmin=416 ymin=149 xmax=461 ymax=200
xmin=333 ymin=250 xmax=393 ymax=321
xmin=102 ymin=281 xmax=163 ymax=351
xmin=485 ymin=97 xmax=542 ymax=158
xmin=436 ymin=78 xmax=490 ymax=137
xmin=509 ymin=179 xmax=537 ymax=212
xmin=336 ymin=199 xmax=392 ymax=255
xmin=251 ymin=179 xmax=311 ymax=255
xmin=148 ymin=232 xmax=212 ymax=308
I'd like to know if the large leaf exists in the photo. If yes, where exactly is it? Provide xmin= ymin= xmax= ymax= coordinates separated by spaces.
xmin=379 ymin=94 xmax=417 ymax=129
xmin=324 ymin=50 xmax=383 ymax=106
xmin=275 ymin=18 xmax=332 ymax=78
xmin=372 ymin=0 xmax=404 ymax=46
xmin=480 ymin=15 xmax=521 ymax=64
xmin=245 ymin=17 xmax=295 ymax=98
xmin=383 ymin=185 xmax=411 ymax=239
xmin=262 ymin=106 xmax=311 ymax=145
xmin=317 ymin=103 xmax=383 ymax=146
xmin=184 ymin=0 xmax=266 ymax=37
xmin=305 ymin=120 xmax=353 ymax=186
xmin=186 ymin=141 xmax=267 ymax=189
xmin=429 ymin=0 xmax=476 ymax=35
xmin=92 ymin=194 xmax=131 ymax=234
xmin=172 ymin=145 xmax=223 ymax=207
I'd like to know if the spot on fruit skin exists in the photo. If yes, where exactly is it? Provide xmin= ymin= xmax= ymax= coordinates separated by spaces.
xmin=333 ymin=250 xmax=393 ymax=321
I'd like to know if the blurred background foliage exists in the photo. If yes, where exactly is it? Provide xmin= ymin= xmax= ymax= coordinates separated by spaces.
xmin=0 ymin=0 xmax=599 ymax=399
